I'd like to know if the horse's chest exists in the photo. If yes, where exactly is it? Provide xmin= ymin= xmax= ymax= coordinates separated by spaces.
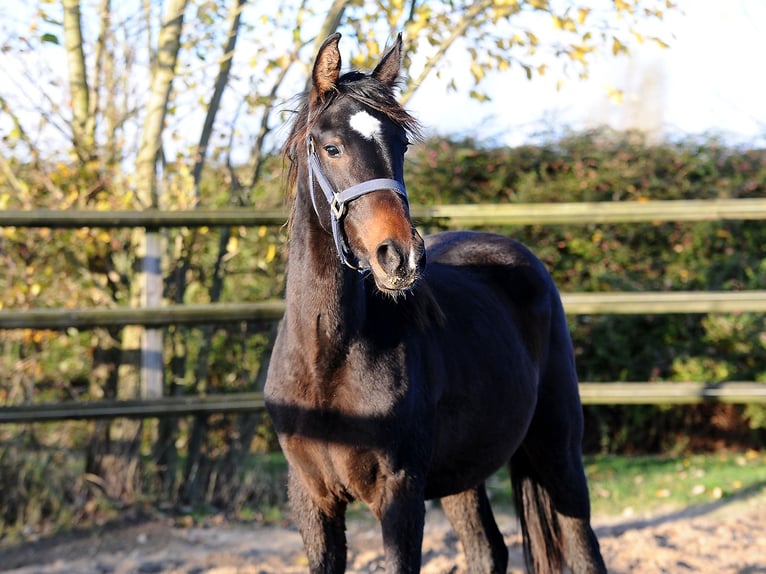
xmin=282 ymin=433 xmax=390 ymax=507
xmin=267 ymin=349 xmax=427 ymax=508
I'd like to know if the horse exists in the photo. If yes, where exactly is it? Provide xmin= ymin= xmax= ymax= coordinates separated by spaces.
xmin=264 ymin=33 xmax=606 ymax=574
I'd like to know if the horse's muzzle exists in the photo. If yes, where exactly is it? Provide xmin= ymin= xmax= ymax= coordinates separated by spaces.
xmin=372 ymin=231 xmax=426 ymax=293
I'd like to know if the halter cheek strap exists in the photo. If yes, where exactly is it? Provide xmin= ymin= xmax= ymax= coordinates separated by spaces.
xmin=306 ymin=136 xmax=408 ymax=270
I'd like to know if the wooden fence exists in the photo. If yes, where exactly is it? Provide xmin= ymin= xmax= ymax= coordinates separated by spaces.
xmin=2 ymin=198 xmax=766 ymax=423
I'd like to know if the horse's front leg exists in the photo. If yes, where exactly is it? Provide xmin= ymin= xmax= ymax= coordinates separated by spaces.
xmin=288 ymin=470 xmax=347 ymax=574
xmin=376 ymin=471 xmax=426 ymax=574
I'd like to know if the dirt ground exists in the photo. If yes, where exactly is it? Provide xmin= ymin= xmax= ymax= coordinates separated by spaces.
xmin=2 ymin=491 xmax=765 ymax=574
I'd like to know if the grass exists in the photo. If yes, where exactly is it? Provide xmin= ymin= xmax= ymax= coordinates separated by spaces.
xmin=244 ymin=449 xmax=766 ymax=523
xmin=484 ymin=450 xmax=766 ymax=518
xmin=583 ymin=450 xmax=766 ymax=517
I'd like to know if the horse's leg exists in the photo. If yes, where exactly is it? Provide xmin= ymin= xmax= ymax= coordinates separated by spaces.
xmin=511 ymin=445 xmax=605 ymax=574
xmin=287 ymin=471 xmax=347 ymax=574
xmin=441 ymin=483 xmax=508 ymax=574
xmin=376 ymin=473 xmax=426 ymax=574
xmin=511 ymin=316 xmax=606 ymax=573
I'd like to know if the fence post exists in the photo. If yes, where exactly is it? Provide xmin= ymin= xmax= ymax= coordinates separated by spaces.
xmin=142 ymin=230 xmax=164 ymax=398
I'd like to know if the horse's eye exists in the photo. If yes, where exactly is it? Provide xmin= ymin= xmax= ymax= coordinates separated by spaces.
xmin=323 ymin=144 xmax=341 ymax=158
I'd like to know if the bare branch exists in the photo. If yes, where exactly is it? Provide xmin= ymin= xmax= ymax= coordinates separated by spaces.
xmin=192 ymin=0 xmax=247 ymax=203
xmin=400 ymin=0 xmax=493 ymax=107
xmin=89 ymin=0 xmax=111 ymax=144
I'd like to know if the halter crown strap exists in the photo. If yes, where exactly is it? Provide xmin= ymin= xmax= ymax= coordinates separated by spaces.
xmin=306 ymin=137 xmax=408 ymax=270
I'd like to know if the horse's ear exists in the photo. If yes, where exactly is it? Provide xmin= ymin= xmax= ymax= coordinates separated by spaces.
xmin=372 ymin=33 xmax=403 ymax=88
xmin=311 ymin=33 xmax=342 ymax=105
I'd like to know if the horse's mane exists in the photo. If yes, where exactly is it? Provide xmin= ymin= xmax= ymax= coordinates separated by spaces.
xmin=282 ymin=71 xmax=423 ymax=196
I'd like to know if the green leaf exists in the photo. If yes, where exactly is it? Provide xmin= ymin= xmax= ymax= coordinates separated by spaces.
xmin=41 ymin=33 xmax=59 ymax=45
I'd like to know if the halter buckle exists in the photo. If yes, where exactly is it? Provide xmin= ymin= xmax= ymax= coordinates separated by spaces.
xmin=330 ymin=194 xmax=345 ymax=219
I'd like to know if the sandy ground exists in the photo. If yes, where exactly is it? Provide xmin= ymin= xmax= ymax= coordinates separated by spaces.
xmin=2 ymin=491 xmax=765 ymax=574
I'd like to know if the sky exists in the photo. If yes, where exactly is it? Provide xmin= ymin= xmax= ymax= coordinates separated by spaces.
xmin=407 ymin=0 xmax=766 ymax=148
xmin=1 ymin=1 xmax=764 ymax=158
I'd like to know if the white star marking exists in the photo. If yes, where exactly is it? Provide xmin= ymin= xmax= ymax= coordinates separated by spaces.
xmin=349 ymin=111 xmax=382 ymax=141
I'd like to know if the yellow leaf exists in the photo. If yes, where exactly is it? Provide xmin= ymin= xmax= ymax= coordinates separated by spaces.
xmin=469 ymin=61 xmax=485 ymax=82
xmin=577 ymin=8 xmax=590 ymax=24
xmin=569 ymin=44 xmax=594 ymax=63
xmin=605 ymin=85 xmax=624 ymax=104
xmin=405 ymin=18 xmax=426 ymax=36
xmin=266 ymin=243 xmax=277 ymax=263
xmin=226 ymin=236 xmax=239 ymax=253
xmin=366 ymin=39 xmax=380 ymax=58
xmin=612 ymin=37 xmax=628 ymax=55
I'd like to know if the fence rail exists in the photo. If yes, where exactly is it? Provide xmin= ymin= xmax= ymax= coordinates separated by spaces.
xmin=2 ymin=199 xmax=765 ymax=422
xmin=3 ymin=197 xmax=766 ymax=229
xmin=1 ymin=382 xmax=765 ymax=424
xmin=2 ymin=291 xmax=766 ymax=330
xmin=0 ymin=302 xmax=287 ymax=329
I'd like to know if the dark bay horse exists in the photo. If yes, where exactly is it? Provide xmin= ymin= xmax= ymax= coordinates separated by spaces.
xmin=264 ymin=33 xmax=606 ymax=574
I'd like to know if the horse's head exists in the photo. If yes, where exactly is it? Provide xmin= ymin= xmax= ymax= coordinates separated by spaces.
xmin=290 ymin=33 xmax=425 ymax=295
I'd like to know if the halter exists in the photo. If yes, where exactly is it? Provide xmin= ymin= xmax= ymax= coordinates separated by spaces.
xmin=306 ymin=136 xmax=409 ymax=270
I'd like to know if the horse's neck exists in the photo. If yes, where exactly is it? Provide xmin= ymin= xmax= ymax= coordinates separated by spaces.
xmin=284 ymin=189 xmax=364 ymax=357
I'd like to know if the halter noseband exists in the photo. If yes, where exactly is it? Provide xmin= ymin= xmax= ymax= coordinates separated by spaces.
xmin=306 ymin=136 xmax=408 ymax=270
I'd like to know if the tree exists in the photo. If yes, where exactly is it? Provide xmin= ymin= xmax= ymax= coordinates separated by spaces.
xmin=0 ymin=0 xmax=677 ymax=504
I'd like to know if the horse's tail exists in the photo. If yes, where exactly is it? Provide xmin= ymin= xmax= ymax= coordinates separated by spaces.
xmin=510 ymin=448 xmax=566 ymax=573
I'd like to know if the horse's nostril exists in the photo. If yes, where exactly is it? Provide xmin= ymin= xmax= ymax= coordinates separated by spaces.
xmin=376 ymin=239 xmax=404 ymax=275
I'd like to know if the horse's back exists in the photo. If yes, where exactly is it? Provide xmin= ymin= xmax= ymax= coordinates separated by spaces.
xmin=426 ymin=230 xmax=541 ymax=267
xmin=425 ymin=230 xmax=555 ymax=347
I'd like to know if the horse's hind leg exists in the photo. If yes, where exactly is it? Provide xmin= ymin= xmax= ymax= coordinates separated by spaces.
xmin=441 ymin=483 xmax=508 ymax=574
xmin=511 ymin=446 xmax=604 ymax=573
xmin=512 ymin=316 xmax=606 ymax=573
xmin=287 ymin=471 xmax=347 ymax=574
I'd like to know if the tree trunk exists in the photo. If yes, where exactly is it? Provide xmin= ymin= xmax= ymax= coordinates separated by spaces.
xmin=94 ymin=0 xmax=189 ymax=501
xmin=62 ymin=0 xmax=94 ymax=157
xmin=168 ymin=0 xmax=247 ymax=503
